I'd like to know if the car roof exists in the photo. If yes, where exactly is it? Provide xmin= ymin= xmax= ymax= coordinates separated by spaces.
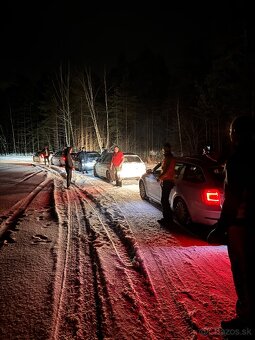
xmin=175 ymin=155 xmax=222 ymax=167
xmin=104 ymin=152 xmax=138 ymax=156
xmin=78 ymin=150 xmax=100 ymax=154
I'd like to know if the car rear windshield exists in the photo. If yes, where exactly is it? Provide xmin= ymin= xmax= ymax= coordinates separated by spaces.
xmin=207 ymin=165 xmax=225 ymax=183
xmin=124 ymin=155 xmax=142 ymax=163
xmin=87 ymin=153 xmax=100 ymax=160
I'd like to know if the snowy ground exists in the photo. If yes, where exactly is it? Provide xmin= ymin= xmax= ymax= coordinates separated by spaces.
xmin=0 ymin=155 xmax=237 ymax=340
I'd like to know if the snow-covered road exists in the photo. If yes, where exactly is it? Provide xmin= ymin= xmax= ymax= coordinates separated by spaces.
xmin=0 ymin=161 xmax=236 ymax=340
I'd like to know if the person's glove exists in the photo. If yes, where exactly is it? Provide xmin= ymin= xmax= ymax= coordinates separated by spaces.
xmin=207 ymin=222 xmax=227 ymax=245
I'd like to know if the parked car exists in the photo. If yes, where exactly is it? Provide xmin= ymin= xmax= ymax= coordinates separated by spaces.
xmin=73 ymin=151 xmax=101 ymax=173
xmin=33 ymin=151 xmax=52 ymax=163
xmin=32 ymin=151 xmax=44 ymax=163
xmin=139 ymin=156 xmax=225 ymax=226
xmin=94 ymin=152 xmax=146 ymax=185
xmin=51 ymin=150 xmax=66 ymax=166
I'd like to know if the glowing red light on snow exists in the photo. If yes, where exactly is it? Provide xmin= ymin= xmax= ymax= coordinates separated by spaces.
xmin=201 ymin=189 xmax=221 ymax=206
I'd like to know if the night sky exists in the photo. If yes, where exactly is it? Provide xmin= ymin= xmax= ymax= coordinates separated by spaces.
xmin=0 ymin=1 xmax=250 ymax=85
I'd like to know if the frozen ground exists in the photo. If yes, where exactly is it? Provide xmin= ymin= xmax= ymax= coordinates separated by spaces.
xmin=0 ymin=155 xmax=236 ymax=340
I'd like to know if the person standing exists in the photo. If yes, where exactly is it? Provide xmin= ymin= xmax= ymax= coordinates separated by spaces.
xmin=110 ymin=146 xmax=124 ymax=187
xmin=42 ymin=146 xmax=50 ymax=166
xmin=64 ymin=146 xmax=74 ymax=189
xmin=77 ymin=146 xmax=87 ymax=173
xmin=207 ymin=115 xmax=255 ymax=336
xmin=155 ymin=142 xmax=176 ymax=226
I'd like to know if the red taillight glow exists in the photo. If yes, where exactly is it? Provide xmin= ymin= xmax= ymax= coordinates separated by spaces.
xmin=201 ymin=189 xmax=221 ymax=206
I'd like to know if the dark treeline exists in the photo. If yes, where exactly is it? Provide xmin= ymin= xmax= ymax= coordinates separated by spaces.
xmin=0 ymin=21 xmax=255 ymax=162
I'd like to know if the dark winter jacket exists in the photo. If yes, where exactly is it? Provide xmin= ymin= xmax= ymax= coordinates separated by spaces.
xmin=64 ymin=147 xmax=73 ymax=169
xmin=219 ymin=143 xmax=255 ymax=229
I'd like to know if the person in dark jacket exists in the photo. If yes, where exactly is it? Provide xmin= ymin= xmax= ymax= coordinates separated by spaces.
xmin=154 ymin=142 xmax=176 ymax=226
xmin=207 ymin=115 xmax=255 ymax=336
xmin=64 ymin=146 xmax=74 ymax=189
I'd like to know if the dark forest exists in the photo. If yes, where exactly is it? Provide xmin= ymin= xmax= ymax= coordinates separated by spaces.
xmin=0 ymin=5 xmax=254 ymax=161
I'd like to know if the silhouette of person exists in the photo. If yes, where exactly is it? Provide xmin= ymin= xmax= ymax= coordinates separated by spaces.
xmin=208 ymin=115 xmax=255 ymax=336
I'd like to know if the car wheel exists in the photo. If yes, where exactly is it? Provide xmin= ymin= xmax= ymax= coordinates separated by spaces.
xmin=106 ymin=171 xmax=112 ymax=183
xmin=173 ymin=198 xmax=191 ymax=226
xmin=139 ymin=180 xmax=148 ymax=200
xmin=93 ymin=167 xmax=98 ymax=177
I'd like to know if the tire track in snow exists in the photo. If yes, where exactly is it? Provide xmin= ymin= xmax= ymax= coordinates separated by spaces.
xmin=80 ymin=178 xmax=200 ymax=339
xmin=70 ymin=184 xmax=177 ymax=340
xmin=0 ymin=176 xmax=52 ymax=239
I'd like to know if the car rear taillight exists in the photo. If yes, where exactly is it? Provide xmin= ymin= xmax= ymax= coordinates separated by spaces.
xmin=201 ymin=189 xmax=221 ymax=206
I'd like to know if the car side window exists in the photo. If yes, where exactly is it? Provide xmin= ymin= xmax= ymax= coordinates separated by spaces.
xmin=103 ymin=153 xmax=112 ymax=163
xmin=174 ymin=162 xmax=185 ymax=179
xmin=183 ymin=164 xmax=205 ymax=183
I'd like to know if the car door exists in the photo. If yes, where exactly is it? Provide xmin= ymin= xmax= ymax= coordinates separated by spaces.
xmin=175 ymin=163 xmax=205 ymax=210
xmin=96 ymin=153 xmax=111 ymax=178
xmin=146 ymin=168 xmax=162 ymax=203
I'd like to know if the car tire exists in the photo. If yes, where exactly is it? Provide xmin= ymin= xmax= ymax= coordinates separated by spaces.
xmin=93 ymin=167 xmax=98 ymax=177
xmin=173 ymin=198 xmax=191 ymax=226
xmin=106 ymin=171 xmax=112 ymax=183
xmin=139 ymin=180 xmax=148 ymax=200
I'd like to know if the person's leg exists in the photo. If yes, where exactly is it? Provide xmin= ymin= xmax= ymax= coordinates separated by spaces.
xmin=66 ymin=168 xmax=71 ymax=188
xmin=70 ymin=169 xmax=73 ymax=185
xmin=222 ymin=226 xmax=255 ymax=334
xmin=161 ymin=181 xmax=173 ymax=221
xmin=115 ymin=167 xmax=122 ymax=186
xmin=227 ymin=226 xmax=246 ymax=319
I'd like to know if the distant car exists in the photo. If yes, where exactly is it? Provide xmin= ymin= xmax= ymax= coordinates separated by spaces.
xmin=51 ymin=150 xmax=66 ymax=166
xmin=139 ymin=156 xmax=225 ymax=226
xmin=94 ymin=152 xmax=146 ymax=185
xmin=32 ymin=151 xmax=44 ymax=163
xmin=73 ymin=151 xmax=101 ymax=173
xmin=33 ymin=151 xmax=52 ymax=163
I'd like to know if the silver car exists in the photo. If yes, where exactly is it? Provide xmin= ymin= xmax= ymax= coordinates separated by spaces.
xmin=33 ymin=151 xmax=52 ymax=164
xmin=73 ymin=151 xmax=101 ymax=173
xmin=51 ymin=150 xmax=66 ymax=166
xmin=94 ymin=152 xmax=146 ymax=185
xmin=139 ymin=156 xmax=225 ymax=226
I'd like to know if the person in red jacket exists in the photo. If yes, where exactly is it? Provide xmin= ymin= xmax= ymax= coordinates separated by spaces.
xmin=110 ymin=146 xmax=124 ymax=187
xmin=42 ymin=145 xmax=50 ymax=166
xmin=154 ymin=142 xmax=176 ymax=226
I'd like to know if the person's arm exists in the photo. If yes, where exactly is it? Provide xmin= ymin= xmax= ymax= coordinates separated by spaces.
xmin=119 ymin=152 xmax=124 ymax=167
xmin=153 ymin=162 xmax=161 ymax=172
xmin=110 ymin=155 xmax=114 ymax=170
